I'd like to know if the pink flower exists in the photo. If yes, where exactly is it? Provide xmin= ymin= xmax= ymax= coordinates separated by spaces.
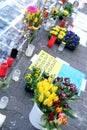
xmin=27 ymin=6 xmax=38 ymax=13
xmin=58 ymin=113 xmax=65 ymax=119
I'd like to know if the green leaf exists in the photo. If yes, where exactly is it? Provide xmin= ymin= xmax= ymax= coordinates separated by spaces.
xmin=63 ymin=110 xmax=77 ymax=119
xmin=70 ymin=97 xmax=82 ymax=101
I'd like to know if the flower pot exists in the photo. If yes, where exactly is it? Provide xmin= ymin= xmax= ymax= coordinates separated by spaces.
xmin=59 ymin=15 xmax=64 ymax=20
xmin=25 ymin=85 xmax=33 ymax=92
xmin=29 ymin=103 xmax=44 ymax=130
xmin=65 ymin=44 xmax=77 ymax=50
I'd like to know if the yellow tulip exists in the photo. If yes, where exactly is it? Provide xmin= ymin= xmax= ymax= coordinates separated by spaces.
xmin=39 ymin=95 xmax=44 ymax=102
xmin=34 ymin=17 xmax=38 ymax=23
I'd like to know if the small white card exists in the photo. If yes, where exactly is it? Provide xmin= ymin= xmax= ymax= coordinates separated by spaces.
xmin=0 ymin=113 xmax=6 ymax=128
xmin=30 ymin=54 xmax=39 ymax=62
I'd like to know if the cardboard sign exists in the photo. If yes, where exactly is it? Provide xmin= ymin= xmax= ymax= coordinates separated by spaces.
xmin=29 ymin=50 xmax=86 ymax=96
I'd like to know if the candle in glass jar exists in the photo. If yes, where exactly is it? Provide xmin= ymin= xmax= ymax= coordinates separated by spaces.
xmin=12 ymin=69 xmax=21 ymax=81
xmin=7 ymin=57 xmax=14 ymax=67
xmin=0 ymin=62 xmax=8 ymax=77
xmin=61 ymin=0 xmax=66 ymax=4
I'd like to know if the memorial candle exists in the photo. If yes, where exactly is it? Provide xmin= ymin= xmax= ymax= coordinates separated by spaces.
xmin=7 ymin=57 xmax=14 ymax=67
xmin=0 ymin=62 xmax=8 ymax=77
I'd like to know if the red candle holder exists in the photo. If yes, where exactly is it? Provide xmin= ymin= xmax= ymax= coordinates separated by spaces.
xmin=59 ymin=19 xmax=66 ymax=27
xmin=61 ymin=0 xmax=66 ymax=4
xmin=47 ymin=36 xmax=56 ymax=48
xmin=0 ymin=62 xmax=8 ymax=77
xmin=7 ymin=57 xmax=14 ymax=67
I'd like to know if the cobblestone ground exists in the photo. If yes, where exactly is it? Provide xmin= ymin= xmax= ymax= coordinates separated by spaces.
xmin=0 ymin=1 xmax=87 ymax=130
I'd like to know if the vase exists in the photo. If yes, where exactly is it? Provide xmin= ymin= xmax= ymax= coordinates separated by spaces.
xmin=29 ymin=103 xmax=44 ymax=130
xmin=25 ymin=44 xmax=35 ymax=57
xmin=56 ymin=1 xmax=63 ymax=10
xmin=44 ymin=18 xmax=56 ymax=31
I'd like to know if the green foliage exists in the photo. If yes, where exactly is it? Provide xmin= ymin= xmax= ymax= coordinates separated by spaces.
xmin=64 ymin=3 xmax=74 ymax=16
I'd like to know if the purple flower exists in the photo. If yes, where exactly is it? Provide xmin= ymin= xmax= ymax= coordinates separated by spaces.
xmin=66 ymin=93 xmax=70 ymax=97
xmin=64 ymin=103 xmax=69 ymax=108
xmin=53 ymin=77 xmax=63 ymax=84
xmin=60 ymin=84 xmax=66 ymax=90
xmin=75 ymin=88 xmax=79 ymax=95
xmin=60 ymin=93 xmax=67 ymax=99
xmin=70 ymin=83 xmax=76 ymax=92
xmin=64 ymin=78 xmax=70 ymax=86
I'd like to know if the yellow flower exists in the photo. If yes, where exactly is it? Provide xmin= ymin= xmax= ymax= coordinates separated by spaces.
xmin=27 ymin=13 xmax=32 ymax=19
xmin=52 ymin=7 xmax=58 ymax=15
xmin=64 ymin=10 xmax=69 ymax=16
xmin=48 ymin=77 xmax=52 ymax=83
xmin=51 ymin=86 xmax=58 ymax=92
xmin=34 ymin=17 xmax=38 ymax=23
xmin=47 ymin=100 xmax=52 ymax=107
xmin=36 ymin=9 xmax=40 ymax=15
xmin=25 ymin=74 xmax=31 ymax=79
xmin=45 ymin=91 xmax=50 ymax=97
xmin=38 ymin=86 xmax=44 ymax=93
xmin=28 ymin=26 xmax=38 ymax=30
xmin=22 ymin=30 xmax=26 ymax=35
xmin=54 ymin=118 xmax=62 ymax=125
xmin=59 ymin=31 xmax=66 ymax=37
xmin=61 ymin=10 xmax=69 ymax=16
xmin=39 ymin=95 xmax=44 ymax=102
xmin=50 ymin=30 xmax=58 ymax=35
xmin=54 ymin=96 xmax=59 ymax=101
xmin=44 ymin=98 xmax=53 ymax=107
xmin=58 ymin=34 xmax=64 ymax=39
xmin=61 ymin=28 xmax=67 ymax=32
xmin=34 ymin=73 xmax=39 ymax=77
xmin=43 ymin=99 xmax=49 ymax=105
xmin=31 ymin=12 xmax=35 ymax=17
xmin=29 ymin=78 xmax=32 ymax=83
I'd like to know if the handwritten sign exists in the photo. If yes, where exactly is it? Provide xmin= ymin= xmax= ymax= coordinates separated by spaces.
xmin=29 ymin=50 xmax=63 ymax=76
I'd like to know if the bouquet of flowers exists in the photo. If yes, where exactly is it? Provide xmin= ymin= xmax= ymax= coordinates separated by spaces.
xmin=49 ymin=25 xmax=67 ymax=43
xmin=25 ymin=66 xmax=41 ymax=91
xmin=25 ymin=66 xmax=49 ymax=91
xmin=59 ymin=9 xmax=69 ymax=20
xmin=32 ymin=74 xmax=81 ymax=130
xmin=22 ymin=6 xmax=43 ymax=44
xmin=63 ymin=30 xmax=80 ymax=50
xmin=64 ymin=3 xmax=74 ymax=16
xmin=51 ymin=6 xmax=59 ymax=19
